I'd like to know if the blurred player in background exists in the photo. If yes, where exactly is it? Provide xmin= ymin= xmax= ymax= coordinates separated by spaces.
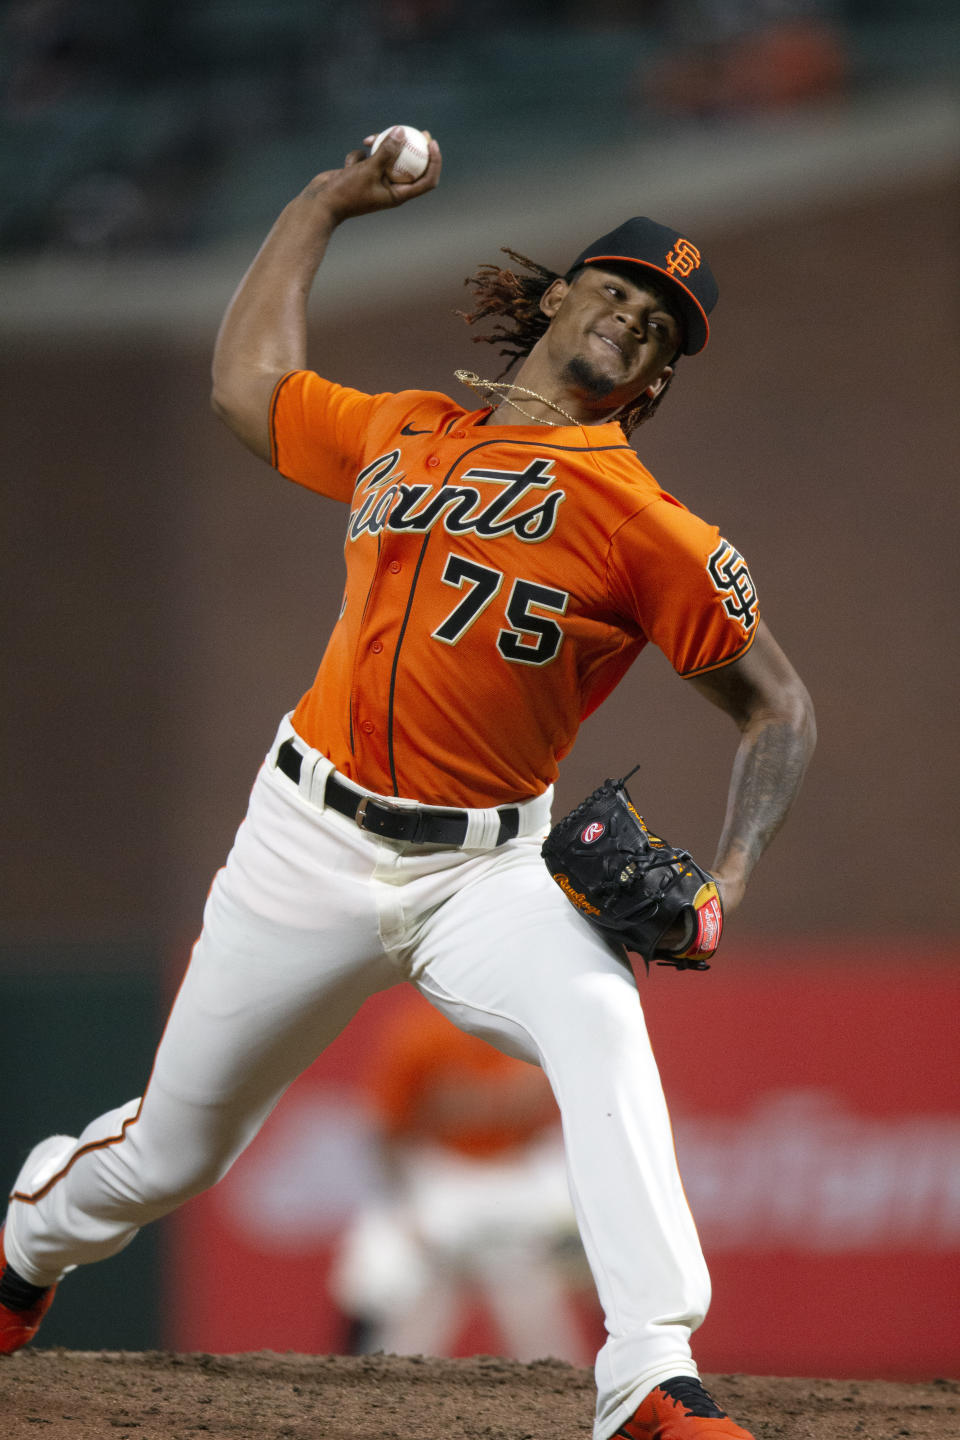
xmin=331 ymin=993 xmax=595 ymax=1363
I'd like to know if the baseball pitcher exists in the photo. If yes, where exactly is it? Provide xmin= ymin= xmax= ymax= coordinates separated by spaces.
xmin=1 ymin=129 xmax=815 ymax=1440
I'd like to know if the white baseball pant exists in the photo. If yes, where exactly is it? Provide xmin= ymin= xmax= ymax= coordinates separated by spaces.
xmin=5 ymin=714 xmax=710 ymax=1440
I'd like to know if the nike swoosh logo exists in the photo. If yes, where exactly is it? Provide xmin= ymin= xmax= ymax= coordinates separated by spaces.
xmin=400 ymin=423 xmax=432 ymax=436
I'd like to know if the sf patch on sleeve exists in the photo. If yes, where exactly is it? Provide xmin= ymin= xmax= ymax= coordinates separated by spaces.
xmin=706 ymin=539 xmax=758 ymax=636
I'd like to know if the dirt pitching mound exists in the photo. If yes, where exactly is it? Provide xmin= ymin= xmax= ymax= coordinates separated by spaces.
xmin=1 ymin=1351 xmax=957 ymax=1439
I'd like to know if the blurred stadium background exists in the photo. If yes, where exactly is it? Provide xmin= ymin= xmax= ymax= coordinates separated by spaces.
xmin=1 ymin=0 xmax=958 ymax=1379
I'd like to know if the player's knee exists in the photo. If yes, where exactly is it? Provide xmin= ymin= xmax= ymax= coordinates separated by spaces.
xmin=567 ymin=973 xmax=649 ymax=1055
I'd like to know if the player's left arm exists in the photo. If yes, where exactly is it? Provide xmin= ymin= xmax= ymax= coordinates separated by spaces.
xmin=688 ymin=619 xmax=816 ymax=915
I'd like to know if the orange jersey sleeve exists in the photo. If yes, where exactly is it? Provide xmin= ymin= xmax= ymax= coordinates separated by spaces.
xmin=269 ymin=369 xmax=463 ymax=502
xmin=606 ymin=496 xmax=759 ymax=677
xmin=269 ymin=369 xmax=385 ymax=501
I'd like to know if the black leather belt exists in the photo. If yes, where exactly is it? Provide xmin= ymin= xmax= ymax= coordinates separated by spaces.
xmin=276 ymin=739 xmax=520 ymax=847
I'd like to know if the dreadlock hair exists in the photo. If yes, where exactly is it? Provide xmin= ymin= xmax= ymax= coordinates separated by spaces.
xmin=457 ymin=248 xmax=677 ymax=436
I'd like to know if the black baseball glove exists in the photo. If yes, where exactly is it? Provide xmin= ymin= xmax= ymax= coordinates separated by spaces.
xmin=541 ymin=774 xmax=723 ymax=970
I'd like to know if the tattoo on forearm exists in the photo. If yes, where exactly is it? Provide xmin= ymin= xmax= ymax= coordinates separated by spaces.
xmin=714 ymin=716 xmax=812 ymax=878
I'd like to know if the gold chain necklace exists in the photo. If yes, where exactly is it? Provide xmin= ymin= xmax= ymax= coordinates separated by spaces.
xmin=454 ymin=369 xmax=582 ymax=427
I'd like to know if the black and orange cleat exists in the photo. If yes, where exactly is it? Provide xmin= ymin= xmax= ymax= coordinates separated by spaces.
xmin=1 ymin=1133 xmax=77 ymax=1354
xmin=0 ymin=1228 xmax=58 ymax=1355
xmin=616 ymin=1376 xmax=755 ymax=1439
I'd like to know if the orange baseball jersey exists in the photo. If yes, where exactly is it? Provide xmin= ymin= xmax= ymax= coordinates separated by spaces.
xmin=270 ymin=371 xmax=759 ymax=807
xmin=364 ymin=997 xmax=559 ymax=1159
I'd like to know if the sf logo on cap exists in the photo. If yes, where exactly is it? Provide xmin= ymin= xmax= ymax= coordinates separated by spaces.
xmin=665 ymin=239 xmax=701 ymax=277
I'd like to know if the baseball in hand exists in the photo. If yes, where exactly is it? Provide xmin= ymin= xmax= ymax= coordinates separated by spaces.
xmin=370 ymin=125 xmax=430 ymax=182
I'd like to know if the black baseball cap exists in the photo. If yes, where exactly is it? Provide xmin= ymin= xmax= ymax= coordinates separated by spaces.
xmin=566 ymin=217 xmax=718 ymax=355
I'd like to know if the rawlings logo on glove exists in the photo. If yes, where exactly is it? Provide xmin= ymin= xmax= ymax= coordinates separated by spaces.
xmin=541 ymin=774 xmax=723 ymax=970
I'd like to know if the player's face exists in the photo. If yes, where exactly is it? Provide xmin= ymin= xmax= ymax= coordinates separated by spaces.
xmin=539 ymin=266 xmax=682 ymax=410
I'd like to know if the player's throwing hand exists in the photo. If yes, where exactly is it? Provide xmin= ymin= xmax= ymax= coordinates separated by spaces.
xmin=307 ymin=127 xmax=441 ymax=223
